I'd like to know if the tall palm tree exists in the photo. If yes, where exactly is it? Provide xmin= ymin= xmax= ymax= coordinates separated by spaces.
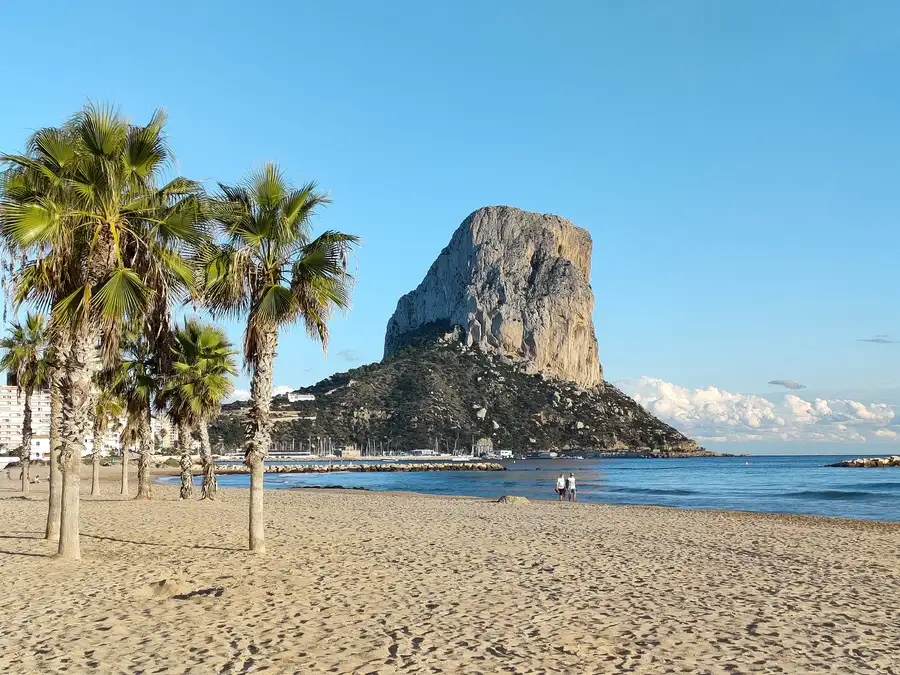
xmin=1 ymin=125 xmax=79 ymax=536
xmin=0 ymin=104 xmax=206 ymax=559
xmin=90 ymin=387 xmax=123 ymax=495
xmin=201 ymin=163 xmax=358 ymax=552
xmin=0 ymin=313 xmax=49 ymax=492
xmin=165 ymin=319 xmax=237 ymax=499
xmin=43 ymin=338 xmax=67 ymax=539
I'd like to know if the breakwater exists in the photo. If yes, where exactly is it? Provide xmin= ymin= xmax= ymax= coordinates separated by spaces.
xmin=216 ymin=462 xmax=507 ymax=474
xmin=827 ymin=456 xmax=900 ymax=468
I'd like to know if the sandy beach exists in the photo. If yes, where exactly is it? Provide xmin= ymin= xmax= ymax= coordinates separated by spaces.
xmin=0 ymin=466 xmax=898 ymax=674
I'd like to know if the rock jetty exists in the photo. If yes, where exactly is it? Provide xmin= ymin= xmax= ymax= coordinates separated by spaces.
xmin=215 ymin=462 xmax=506 ymax=475
xmin=827 ymin=456 xmax=900 ymax=468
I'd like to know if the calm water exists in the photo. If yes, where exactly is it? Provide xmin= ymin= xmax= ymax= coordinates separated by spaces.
xmin=169 ymin=455 xmax=900 ymax=522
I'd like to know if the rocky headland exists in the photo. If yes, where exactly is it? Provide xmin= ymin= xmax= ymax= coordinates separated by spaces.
xmin=212 ymin=206 xmax=710 ymax=456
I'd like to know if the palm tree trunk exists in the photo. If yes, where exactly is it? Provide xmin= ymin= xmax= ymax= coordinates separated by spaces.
xmin=135 ymin=406 xmax=153 ymax=500
xmin=199 ymin=420 xmax=217 ymax=500
xmin=247 ymin=332 xmax=277 ymax=553
xmin=58 ymin=324 xmax=95 ymax=560
xmin=178 ymin=419 xmax=194 ymax=500
xmin=19 ymin=385 xmax=33 ymax=493
xmin=120 ymin=445 xmax=130 ymax=495
xmin=45 ymin=353 xmax=65 ymax=540
xmin=91 ymin=414 xmax=102 ymax=496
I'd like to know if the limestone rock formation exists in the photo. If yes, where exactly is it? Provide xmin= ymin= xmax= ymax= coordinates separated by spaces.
xmin=385 ymin=206 xmax=602 ymax=387
xmin=210 ymin=205 xmax=709 ymax=456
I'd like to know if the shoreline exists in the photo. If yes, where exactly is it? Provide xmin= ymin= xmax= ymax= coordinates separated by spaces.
xmin=150 ymin=472 xmax=900 ymax=527
xmin=1 ymin=468 xmax=898 ymax=673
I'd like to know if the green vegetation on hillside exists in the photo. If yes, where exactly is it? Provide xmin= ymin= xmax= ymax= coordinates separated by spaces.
xmin=212 ymin=324 xmax=705 ymax=456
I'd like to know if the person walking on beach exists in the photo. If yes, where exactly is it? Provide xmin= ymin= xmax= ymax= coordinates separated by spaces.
xmin=566 ymin=473 xmax=577 ymax=502
xmin=555 ymin=473 xmax=566 ymax=501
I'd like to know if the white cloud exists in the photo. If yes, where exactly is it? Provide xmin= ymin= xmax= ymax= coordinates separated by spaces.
xmin=225 ymin=389 xmax=250 ymax=403
xmin=225 ymin=385 xmax=296 ymax=404
xmin=617 ymin=376 xmax=897 ymax=443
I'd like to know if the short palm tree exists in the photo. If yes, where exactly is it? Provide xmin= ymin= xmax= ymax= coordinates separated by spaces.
xmin=90 ymin=386 xmax=124 ymax=495
xmin=165 ymin=319 xmax=237 ymax=500
xmin=0 ymin=313 xmax=49 ymax=492
xmin=118 ymin=409 xmax=140 ymax=495
xmin=201 ymin=163 xmax=358 ymax=551
xmin=0 ymin=104 xmax=206 ymax=558
xmin=115 ymin=332 xmax=162 ymax=501
xmin=167 ymin=401 xmax=195 ymax=500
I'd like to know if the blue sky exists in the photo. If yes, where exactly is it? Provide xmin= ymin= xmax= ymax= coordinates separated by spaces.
xmin=2 ymin=1 xmax=898 ymax=446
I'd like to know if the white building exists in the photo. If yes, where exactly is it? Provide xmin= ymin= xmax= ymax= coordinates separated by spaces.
xmin=0 ymin=385 xmax=125 ymax=460
xmin=287 ymin=392 xmax=315 ymax=403
xmin=0 ymin=385 xmax=50 ymax=460
xmin=151 ymin=413 xmax=174 ymax=449
xmin=410 ymin=448 xmax=438 ymax=456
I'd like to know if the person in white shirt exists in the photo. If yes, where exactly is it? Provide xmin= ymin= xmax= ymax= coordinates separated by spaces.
xmin=566 ymin=473 xmax=577 ymax=502
xmin=555 ymin=474 xmax=566 ymax=501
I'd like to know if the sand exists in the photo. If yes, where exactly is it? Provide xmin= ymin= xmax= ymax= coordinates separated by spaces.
xmin=0 ymin=466 xmax=898 ymax=674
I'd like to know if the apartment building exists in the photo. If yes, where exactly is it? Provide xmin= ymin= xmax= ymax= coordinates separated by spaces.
xmin=151 ymin=413 xmax=174 ymax=450
xmin=0 ymin=385 xmax=51 ymax=459
xmin=0 ymin=385 xmax=124 ymax=460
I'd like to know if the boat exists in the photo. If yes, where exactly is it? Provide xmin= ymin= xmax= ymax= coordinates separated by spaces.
xmin=451 ymin=456 xmax=474 ymax=462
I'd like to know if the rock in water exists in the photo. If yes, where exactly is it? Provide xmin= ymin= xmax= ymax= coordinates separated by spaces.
xmin=385 ymin=206 xmax=602 ymax=387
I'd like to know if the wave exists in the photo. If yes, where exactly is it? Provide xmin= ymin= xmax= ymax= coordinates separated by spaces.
xmin=847 ymin=481 xmax=900 ymax=490
xmin=608 ymin=486 xmax=698 ymax=496
xmin=784 ymin=489 xmax=875 ymax=501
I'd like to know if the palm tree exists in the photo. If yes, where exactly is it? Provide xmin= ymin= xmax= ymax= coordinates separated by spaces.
xmin=1 ymin=125 xmax=78 ymax=536
xmin=0 ymin=104 xmax=206 ymax=559
xmin=172 ymin=408 xmax=194 ymax=500
xmin=0 ymin=313 xmax=49 ymax=492
xmin=90 ymin=387 xmax=123 ymax=495
xmin=118 ymin=409 xmax=140 ymax=495
xmin=115 ymin=332 xmax=161 ymax=501
xmin=43 ymin=339 xmax=66 ymax=539
xmin=165 ymin=319 xmax=237 ymax=499
xmin=201 ymin=163 xmax=358 ymax=552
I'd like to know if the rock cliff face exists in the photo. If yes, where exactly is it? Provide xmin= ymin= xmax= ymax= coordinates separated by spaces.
xmin=384 ymin=206 xmax=602 ymax=388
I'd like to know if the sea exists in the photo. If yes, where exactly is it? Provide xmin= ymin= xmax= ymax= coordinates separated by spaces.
xmin=168 ymin=454 xmax=900 ymax=522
